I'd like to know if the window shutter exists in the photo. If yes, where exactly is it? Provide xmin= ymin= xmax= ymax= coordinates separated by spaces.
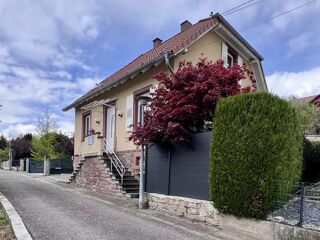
xmin=238 ymin=55 xmax=243 ymax=66
xmin=126 ymin=95 xmax=133 ymax=131
xmin=221 ymin=42 xmax=228 ymax=67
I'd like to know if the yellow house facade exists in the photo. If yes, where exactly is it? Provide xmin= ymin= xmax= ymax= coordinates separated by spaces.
xmin=64 ymin=13 xmax=267 ymax=196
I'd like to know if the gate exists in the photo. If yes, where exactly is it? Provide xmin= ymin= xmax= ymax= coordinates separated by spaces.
xmin=28 ymin=158 xmax=73 ymax=174
xmin=29 ymin=159 xmax=44 ymax=173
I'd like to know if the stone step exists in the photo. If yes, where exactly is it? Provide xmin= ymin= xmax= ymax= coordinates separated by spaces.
xmin=121 ymin=182 xmax=139 ymax=186
xmin=121 ymin=184 xmax=139 ymax=189
xmin=122 ymin=188 xmax=139 ymax=193
xmin=127 ymin=193 xmax=139 ymax=198
xmin=114 ymin=175 xmax=136 ymax=181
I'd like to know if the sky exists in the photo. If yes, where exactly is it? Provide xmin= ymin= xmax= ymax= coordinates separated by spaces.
xmin=0 ymin=0 xmax=319 ymax=138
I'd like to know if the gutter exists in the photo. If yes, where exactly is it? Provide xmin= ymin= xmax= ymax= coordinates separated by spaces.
xmin=164 ymin=52 xmax=174 ymax=73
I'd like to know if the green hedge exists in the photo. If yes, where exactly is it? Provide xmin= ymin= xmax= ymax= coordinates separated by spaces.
xmin=210 ymin=93 xmax=303 ymax=219
xmin=302 ymin=139 xmax=320 ymax=182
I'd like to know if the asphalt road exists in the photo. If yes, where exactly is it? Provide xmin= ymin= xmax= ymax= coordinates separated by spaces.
xmin=0 ymin=170 xmax=227 ymax=240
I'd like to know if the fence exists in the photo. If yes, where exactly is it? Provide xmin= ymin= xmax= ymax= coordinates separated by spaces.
xmin=28 ymin=158 xmax=73 ymax=174
xmin=271 ymin=181 xmax=320 ymax=231
xmin=146 ymin=131 xmax=211 ymax=200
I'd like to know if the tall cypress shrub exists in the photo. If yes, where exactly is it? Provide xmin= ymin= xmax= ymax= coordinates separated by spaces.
xmin=211 ymin=93 xmax=303 ymax=219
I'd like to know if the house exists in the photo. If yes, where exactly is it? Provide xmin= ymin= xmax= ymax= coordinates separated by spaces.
xmin=63 ymin=13 xmax=268 ymax=197
xmin=293 ymin=94 xmax=320 ymax=109
xmin=293 ymin=94 xmax=320 ymax=140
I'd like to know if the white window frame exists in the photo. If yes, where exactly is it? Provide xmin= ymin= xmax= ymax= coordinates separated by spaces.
xmin=227 ymin=52 xmax=234 ymax=68
xmin=84 ymin=114 xmax=91 ymax=136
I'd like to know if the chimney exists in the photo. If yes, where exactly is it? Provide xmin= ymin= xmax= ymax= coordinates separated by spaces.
xmin=153 ymin=38 xmax=162 ymax=48
xmin=180 ymin=20 xmax=192 ymax=32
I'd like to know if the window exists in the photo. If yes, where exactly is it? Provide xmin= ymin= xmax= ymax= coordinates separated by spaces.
xmin=227 ymin=53 xmax=234 ymax=68
xmin=82 ymin=112 xmax=91 ymax=138
xmin=133 ymin=85 xmax=152 ymax=126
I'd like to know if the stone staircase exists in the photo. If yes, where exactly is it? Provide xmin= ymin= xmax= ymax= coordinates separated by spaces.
xmin=69 ymin=156 xmax=139 ymax=198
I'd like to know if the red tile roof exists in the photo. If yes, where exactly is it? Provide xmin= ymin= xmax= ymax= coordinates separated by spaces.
xmin=63 ymin=13 xmax=263 ymax=111
xmin=295 ymin=95 xmax=319 ymax=104
xmin=97 ymin=17 xmax=219 ymax=87
xmin=292 ymin=94 xmax=320 ymax=109
xmin=63 ymin=17 xmax=219 ymax=111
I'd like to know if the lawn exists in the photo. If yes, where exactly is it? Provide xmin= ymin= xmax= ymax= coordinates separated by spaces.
xmin=0 ymin=208 xmax=15 ymax=240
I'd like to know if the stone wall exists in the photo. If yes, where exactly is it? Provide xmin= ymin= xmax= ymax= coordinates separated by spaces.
xmin=147 ymin=193 xmax=219 ymax=225
xmin=73 ymin=156 xmax=123 ymax=197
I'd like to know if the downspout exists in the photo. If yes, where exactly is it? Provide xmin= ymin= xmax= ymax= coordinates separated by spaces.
xmin=164 ymin=52 xmax=174 ymax=73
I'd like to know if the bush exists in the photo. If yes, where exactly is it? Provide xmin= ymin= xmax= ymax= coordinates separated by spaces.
xmin=302 ymin=139 xmax=320 ymax=182
xmin=211 ymin=92 xmax=303 ymax=219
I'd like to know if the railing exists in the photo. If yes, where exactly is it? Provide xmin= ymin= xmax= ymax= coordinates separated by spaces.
xmin=103 ymin=138 xmax=126 ymax=184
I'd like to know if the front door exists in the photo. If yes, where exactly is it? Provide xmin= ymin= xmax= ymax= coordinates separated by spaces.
xmin=106 ymin=106 xmax=116 ymax=150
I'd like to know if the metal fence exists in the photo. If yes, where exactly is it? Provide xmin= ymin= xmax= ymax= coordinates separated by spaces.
xmin=271 ymin=181 xmax=320 ymax=231
xmin=28 ymin=158 xmax=73 ymax=174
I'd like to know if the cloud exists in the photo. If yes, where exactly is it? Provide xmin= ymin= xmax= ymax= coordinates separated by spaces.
xmin=1 ymin=124 xmax=36 ymax=139
xmin=0 ymin=0 xmax=103 ymax=70
xmin=0 ymin=0 xmax=319 ymax=139
xmin=266 ymin=66 xmax=320 ymax=98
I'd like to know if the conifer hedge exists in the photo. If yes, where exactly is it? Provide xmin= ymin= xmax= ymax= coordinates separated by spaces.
xmin=210 ymin=92 xmax=303 ymax=219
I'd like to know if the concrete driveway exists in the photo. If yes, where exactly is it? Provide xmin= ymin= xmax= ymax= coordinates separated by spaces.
xmin=0 ymin=170 xmax=252 ymax=240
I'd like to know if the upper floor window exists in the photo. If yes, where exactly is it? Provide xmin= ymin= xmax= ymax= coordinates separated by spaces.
xmin=226 ymin=47 xmax=237 ymax=68
xmin=227 ymin=53 xmax=234 ymax=68
xmin=222 ymin=42 xmax=238 ymax=68
xmin=83 ymin=112 xmax=91 ymax=137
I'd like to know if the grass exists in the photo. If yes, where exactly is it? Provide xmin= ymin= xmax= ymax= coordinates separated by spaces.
xmin=0 ymin=209 xmax=9 ymax=226
xmin=0 ymin=207 xmax=15 ymax=240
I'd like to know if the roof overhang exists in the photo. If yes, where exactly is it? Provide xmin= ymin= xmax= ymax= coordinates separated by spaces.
xmin=63 ymin=13 xmax=268 ymax=111
xmin=212 ymin=14 xmax=268 ymax=92
xmin=63 ymin=52 xmax=169 ymax=111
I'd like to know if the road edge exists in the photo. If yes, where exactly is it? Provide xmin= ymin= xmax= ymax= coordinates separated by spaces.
xmin=0 ymin=192 xmax=33 ymax=240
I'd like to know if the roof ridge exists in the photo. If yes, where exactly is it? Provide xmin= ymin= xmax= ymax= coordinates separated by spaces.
xmin=96 ymin=16 xmax=218 ymax=86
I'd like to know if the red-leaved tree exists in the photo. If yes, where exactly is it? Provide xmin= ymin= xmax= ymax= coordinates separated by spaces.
xmin=129 ymin=58 xmax=255 ymax=145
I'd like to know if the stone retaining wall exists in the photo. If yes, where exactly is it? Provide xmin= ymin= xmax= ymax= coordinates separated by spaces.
xmin=147 ymin=193 xmax=219 ymax=225
xmin=73 ymin=156 xmax=123 ymax=197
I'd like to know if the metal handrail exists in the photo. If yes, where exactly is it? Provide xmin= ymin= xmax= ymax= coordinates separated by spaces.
xmin=103 ymin=138 xmax=126 ymax=184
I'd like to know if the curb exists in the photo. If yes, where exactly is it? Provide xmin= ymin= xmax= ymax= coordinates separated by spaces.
xmin=0 ymin=193 xmax=33 ymax=240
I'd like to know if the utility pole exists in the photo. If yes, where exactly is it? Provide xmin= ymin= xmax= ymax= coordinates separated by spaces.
xmin=138 ymin=97 xmax=149 ymax=209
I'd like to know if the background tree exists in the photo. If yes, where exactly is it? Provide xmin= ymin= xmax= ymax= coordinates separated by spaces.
xmin=290 ymin=97 xmax=319 ymax=135
xmin=130 ymin=59 xmax=253 ymax=145
xmin=53 ymin=133 xmax=74 ymax=158
xmin=0 ymin=148 xmax=9 ymax=162
xmin=11 ymin=134 xmax=32 ymax=159
xmin=31 ymin=110 xmax=59 ymax=159
xmin=0 ymin=135 xmax=8 ymax=150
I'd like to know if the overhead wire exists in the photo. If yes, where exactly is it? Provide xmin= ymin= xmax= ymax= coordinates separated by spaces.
xmin=222 ymin=0 xmax=264 ymax=16
xmin=240 ymin=0 xmax=319 ymax=32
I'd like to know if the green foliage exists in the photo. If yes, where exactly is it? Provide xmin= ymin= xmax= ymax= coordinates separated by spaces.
xmin=31 ymin=110 xmax=59 ymax=160
xmin=0 ymin=148 xmax=9 ymax=161
xmin=0 ymin=209 xmax=8 ymax=226
xmin=211 ymin=92 xmax=303 ymax=219
xmin=0 ymin=135 xmax=8 ymax=150
xmin=290 ymin=98 xmax=319 ymax=135
xmin=302 ymin=138 xmax=320 ymax=182
xmin=31 ymin=133 xmax=58 ymax=160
